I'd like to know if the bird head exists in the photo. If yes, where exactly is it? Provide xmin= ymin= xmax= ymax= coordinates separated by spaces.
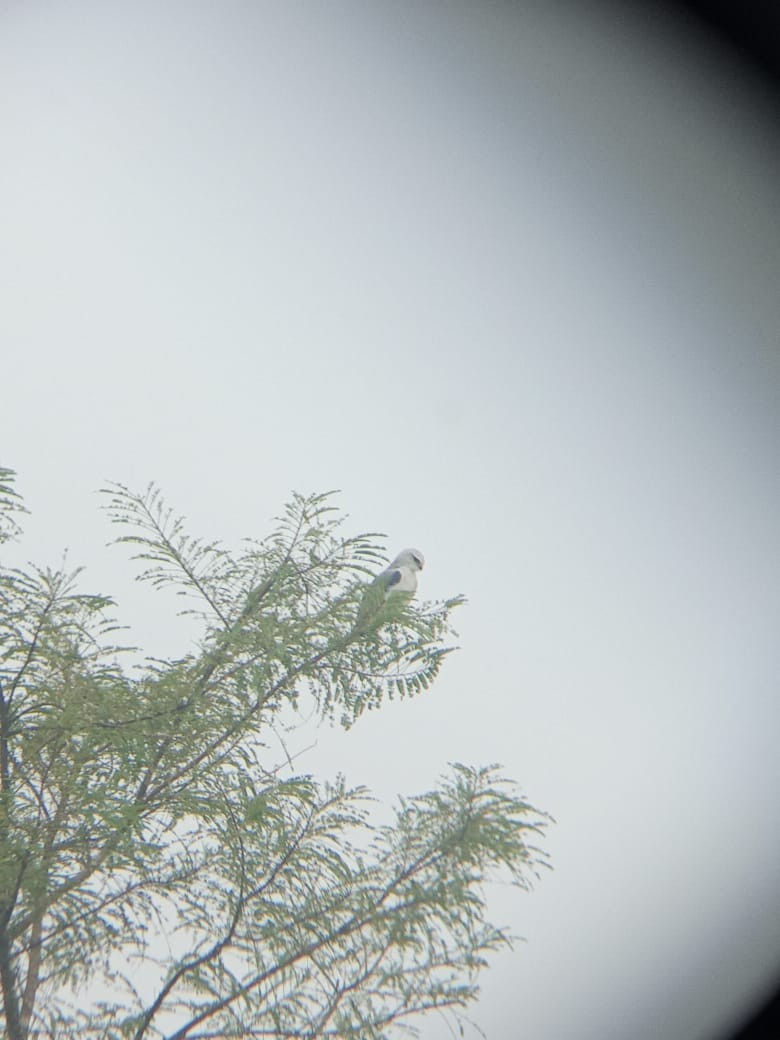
xmin=391 ymin=548 xmax=424 ymax=571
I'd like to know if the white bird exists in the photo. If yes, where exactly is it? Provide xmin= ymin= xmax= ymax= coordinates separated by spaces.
xmin=356 ymin=548 xmax=425 ymax=629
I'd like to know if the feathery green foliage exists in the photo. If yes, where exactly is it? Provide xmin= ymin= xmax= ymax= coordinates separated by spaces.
xmin=0 ymin=467 xmax=28 ymax=545
xmin=0 ymin=470 xmax=550 ymax=1040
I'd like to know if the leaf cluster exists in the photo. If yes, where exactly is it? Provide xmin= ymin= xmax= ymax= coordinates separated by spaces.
xmin=0 ymin=471 xmax=549 ymax=1040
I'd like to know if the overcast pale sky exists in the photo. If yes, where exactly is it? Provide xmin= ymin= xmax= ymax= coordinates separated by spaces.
xmin=2 ymin=2 xmax=779 ymax=1038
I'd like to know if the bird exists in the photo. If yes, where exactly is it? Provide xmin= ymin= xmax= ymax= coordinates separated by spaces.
xmin=355 ymin=548 xmax=425 ymax=630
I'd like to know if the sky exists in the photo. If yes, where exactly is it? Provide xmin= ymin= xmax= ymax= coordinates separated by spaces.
xmin=1 ymin=1 xmax=779 ymax=1038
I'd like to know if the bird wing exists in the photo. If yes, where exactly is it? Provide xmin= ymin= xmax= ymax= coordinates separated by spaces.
xmin=356 ymin=568 xmax=405 ymax=629
xmin=383 ymin=568 xmax=403 ymax=590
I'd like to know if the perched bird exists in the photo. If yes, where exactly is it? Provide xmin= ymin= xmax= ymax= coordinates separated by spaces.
xmin=356 ymin=548 xmax=425 ymax=630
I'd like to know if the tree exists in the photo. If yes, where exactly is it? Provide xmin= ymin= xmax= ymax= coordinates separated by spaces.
xmin=0 ymin=467 xmax=550 ymax=1040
